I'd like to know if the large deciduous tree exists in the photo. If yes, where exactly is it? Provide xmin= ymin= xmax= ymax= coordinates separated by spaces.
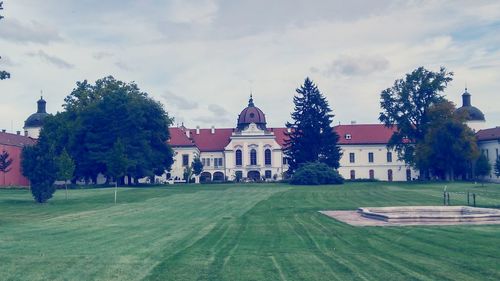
xmin=285 ymin=78 xmax=342 ymax=173
xmin=21 ymin=143 xmax=58 ymax=203
xmin=414 ymin=101 xmax=479 ymax=180
xmin=0 ymin=150 xmax=13 ymax=184
xmin=38 ymin=76 xmax=174 ymax=184
xmin=379 ymin=67 xmax=453 ymax=176
xmin=0 ymin=2 xmax=11 ymax=80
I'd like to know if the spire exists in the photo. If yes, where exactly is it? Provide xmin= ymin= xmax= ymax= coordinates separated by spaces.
xmin=248 ymin=93 xmax=254 ymax=107
xmin=462 ymin=87 xmax=471 ymax=107
xmin=37 ymin=93 xmax=47 ymax=113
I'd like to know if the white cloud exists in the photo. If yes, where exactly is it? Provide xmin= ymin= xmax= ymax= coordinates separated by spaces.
xmin=27 ymin=50 xmax=74 ymax=69
xmin=0 ymin=19 xmax=62 ymax=44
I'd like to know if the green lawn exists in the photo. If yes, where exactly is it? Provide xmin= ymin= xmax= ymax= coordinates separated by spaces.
xmin=1 ymin=182 xmax=499 ymax=281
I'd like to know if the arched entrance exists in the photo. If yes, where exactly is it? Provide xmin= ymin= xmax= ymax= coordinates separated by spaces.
xmin=200 ymin=172 xmax=212 ymax=183
xmin=406 ymin=169 xmax=412 ymax=181
xmin=388 ymin=169 xmax=393 ymax=182
xmin=213 ymin=171 xmax=225 ymax=182
xmin=247 ymin=171 xmax=261 ymax=181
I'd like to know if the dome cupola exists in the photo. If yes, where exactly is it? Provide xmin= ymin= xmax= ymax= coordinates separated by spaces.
xmin=236 ymin=94 xmax=267 ymax=130
xmin=455 ymin=88 xmax=485 ymax=121
xmin=24 ymin=96 xmax=50 ymax=129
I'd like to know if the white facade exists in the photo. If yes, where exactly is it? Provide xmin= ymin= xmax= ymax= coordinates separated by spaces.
xmin=338 ymin=144 xmax=417 ymax=181
xmin=478 ymin=139 xmax=500 ymax=183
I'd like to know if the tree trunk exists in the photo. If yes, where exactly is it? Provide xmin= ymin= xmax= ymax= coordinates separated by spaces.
xmin=65 ymin=182 xmax=68 ymax=200
xmin=114 ymin=181 xmax=117 ymax=204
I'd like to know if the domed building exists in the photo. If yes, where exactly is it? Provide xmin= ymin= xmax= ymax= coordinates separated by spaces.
xmin=23 ymin=96 xmax=50 ymax=138
xmin=236 ymin=95 xmax=267 ymax=130
xmin=455 ymin=88 xmax=486 ymax=132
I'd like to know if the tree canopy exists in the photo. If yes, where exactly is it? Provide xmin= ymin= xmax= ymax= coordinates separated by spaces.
xmin=38 ymin=76 xmax=174 ymax=184
xmin=0 ymin=2 xmax=10 ymax=80
xmin=21 ymin=143 xmax=58 ymax=203
xmin=191 ymin=156 xmax=203 ymax=177
xmin=379 ymin=67 xmax=453 ymax=168
xmin=414 ymin=101 xmax=479 ymax=180
xmin=285 ymin=78 xmax=342 ymax=173
xmin=0 ymin=150 xmax=13 ymax=184
xmin=475 ymin=153 xmax=491 ymax=180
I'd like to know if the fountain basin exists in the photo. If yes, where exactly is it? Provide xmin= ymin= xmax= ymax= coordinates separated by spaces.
xmin=358 ymin=206 xmax=500 ymax=223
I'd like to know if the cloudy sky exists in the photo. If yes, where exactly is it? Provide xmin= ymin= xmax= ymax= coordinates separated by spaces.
xmin=1 ymin=0 xmax=499 ymax=132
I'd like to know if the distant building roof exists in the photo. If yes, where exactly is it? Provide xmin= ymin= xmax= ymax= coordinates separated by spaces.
xmin=168 ymin=128 xmax=196 ymax=147
xmin=334 ymin=124 xmax=397 ymax=145
xmin=0 ymin=132 xmax=36 ymax=147
xmin=476 ymin=127 xmax=500 ymax=142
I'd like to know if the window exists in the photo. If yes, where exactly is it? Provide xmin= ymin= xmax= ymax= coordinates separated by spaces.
xmin=350 ymin=170 xmax=356 ymax=180
xmin=387 ymin=152 xmax=392 ymax=163
xmin=369 ymin=170 xmax=374 ymax=180
xmin=388 ymin=169 xmax=393 ymax=182
xmin=283 ymin=157 xmax=288 ymax=165
xmin=265 ymin=170 xmax=272 ymax=179
xmin=368 ymin=152 xmax=374 ymax=163
xmin=202 ymin=158 xmax=211 ymax=167
xmin=235 ymin=149 xmax=242 ymax=166
xmin=496 ymin=148 xmax=499 ymax=160
xmin=406 ymin=169 xmax=411 ymax=181
xmin=349 ymin=153 xmax=355 ymax=163
xmin=182 ymin=154 xmax=189 ymax=166
xmin=250 ymin=149 xmax=257 ymax=165
xmin=265 ymin=149 xmax=272 ymax=165
xmin=214 ymin=158 xmax=223 ymax=167
xmin=345 ymin=134 xmax=352 ymax=140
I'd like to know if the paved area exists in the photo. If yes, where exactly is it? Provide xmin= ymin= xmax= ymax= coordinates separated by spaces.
xmin=319 ymin=210 xmax=500 ymax=227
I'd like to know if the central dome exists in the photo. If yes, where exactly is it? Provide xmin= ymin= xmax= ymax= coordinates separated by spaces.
xmin=455 ymin=88 xmax=485 ymax=121
xmin=24 ymin=96 xmax=50 ymax=128
xmin=237 ymin=95 xmax=267 ymax=130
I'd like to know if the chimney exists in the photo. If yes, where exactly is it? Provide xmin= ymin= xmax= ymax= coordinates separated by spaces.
xmin=196 ymin=126 xmax=200 ymax=134
xmin=211 ymin=126 xmax=215 ymax=134
xmin=287 ymin=128 xmax=291 ymax=133
xmin=16 ymin=131 xmax=21 ymax=135
xmin=185 ymin=130 xmax=190 ymax=138
xmin=24 ymin=130 xmax=29 ymax=137
xmin=351 ymin=121 xmax=357 ymax=125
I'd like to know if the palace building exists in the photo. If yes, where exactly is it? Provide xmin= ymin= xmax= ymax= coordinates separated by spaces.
xmin=166 ymin=95 xmax=418 ymax=183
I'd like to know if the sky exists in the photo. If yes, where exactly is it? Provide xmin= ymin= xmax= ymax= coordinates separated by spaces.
xmin=0 ymin=0 xmax=499 ymax=132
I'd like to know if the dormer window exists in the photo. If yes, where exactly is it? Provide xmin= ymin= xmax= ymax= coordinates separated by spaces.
xmin=345 ymin=134 xmax=352 ymax=140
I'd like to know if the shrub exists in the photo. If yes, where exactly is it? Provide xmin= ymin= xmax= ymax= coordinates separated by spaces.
xmin=290 ymin=162 xmax=344 ymax=185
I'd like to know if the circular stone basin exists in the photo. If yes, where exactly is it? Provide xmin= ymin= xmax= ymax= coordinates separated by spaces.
xmin=358 ymin=206 xmax=500 ymax=223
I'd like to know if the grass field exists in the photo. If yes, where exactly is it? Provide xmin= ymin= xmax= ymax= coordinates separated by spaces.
xmin=1 ymin=182 xmax=499 ymax=281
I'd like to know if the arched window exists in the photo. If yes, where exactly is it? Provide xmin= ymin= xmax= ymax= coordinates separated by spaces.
xmin=406 ymin=169 xmax=411 ymax=181
xmin=350 ymin=170 xmax=356 ymax=180
xmin=369 ymin=170 xmax=375 ymax=180
xmin=264 ymin=149 xmax=272 ymax=165
xmin=250 ymin=149 xmax=257 ymax=165
xmin=235 ymin=149 xmax=242 ymax=166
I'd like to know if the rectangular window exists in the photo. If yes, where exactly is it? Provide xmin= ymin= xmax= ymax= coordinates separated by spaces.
xmin=486 ymin=149 xmax=489 ymax=160
xmin=282 ymin=157 xmax=288 ymax=165
xmin=387 ymin=152 xmax=392 ymax=163
xmin=214 ymin=158 xmax=223 ymax=168
xmin=182 ymin=154 xmax=189 ymax=166
xmin=349 ymin=153 xmax=355 ymax=163
xmin=265 ymin=170 xmax=272 ymax=179
xmin=368 ymin=152 xmax=374 ymax=163
xmin=496 ymin=148 xmax=499 ymax=160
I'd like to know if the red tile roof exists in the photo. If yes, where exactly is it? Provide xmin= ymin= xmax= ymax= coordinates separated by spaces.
xmin=168 ymin=127 xmax=196 ymax=147
xmin=476 ymin=127 xmax=500 ymax=142
xmin=169 ymin=124 xmax=398 ymax=151
xmin=334 ymin=124 xmax=396 ymax=145
xmin=189 ymin=128 xmax=234 ymax=152
xmin=0 ymin=132 xmax=36 ymax=147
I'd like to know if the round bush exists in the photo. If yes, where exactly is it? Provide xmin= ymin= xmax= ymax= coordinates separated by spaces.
xmin=290 ymin=162 xmax=344 ymax=185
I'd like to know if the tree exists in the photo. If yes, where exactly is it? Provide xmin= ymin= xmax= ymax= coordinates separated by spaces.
xmin=0 ymin=2 xmax=10 ymax=80
xmin=21 ymin=144 xmax=58 ymax=203
xmin=56 ymin=149 xmax=75 ymax=200
xmin=475 ymin=153 xmax=491 ymax=185
xmin=106 ymin=139 xmax=129 ymax=204
xmin=37 ymin=76 xmax=174 ymax=184
xmin=0 ymin=150 xmax=13 ymax=185
xmin=191 ymin=156 xmax=203 ymax=182
xmin=285 ymin=78 xmax=342 ymax=173
xmin=379 ymin=67 xmax=453 ymax=175
xmin=414 ymin=101 xmax=479 ymax=180
xmin=494 ymin=158 xmax=500 ymax=178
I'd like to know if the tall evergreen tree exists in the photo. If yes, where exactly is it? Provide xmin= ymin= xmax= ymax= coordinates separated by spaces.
xmin=285 ymin=78 xmax=341 ymax=173
xmin=0 ymin=2 xmax=10 ymax=80
xmin=21 ymin=144 xmax=58 ymax=203
xmin=0 ymin=150 xmax=13 ymax=184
